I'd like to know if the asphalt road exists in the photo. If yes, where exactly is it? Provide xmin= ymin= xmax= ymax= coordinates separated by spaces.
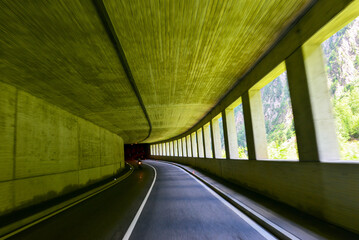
xmin=128 ymin=160 xmax=275 ymax=240
xmin=9 ymin=164 xmax=155 ymax=240
xmin=9 ymin=160 xmax=276 ymax=240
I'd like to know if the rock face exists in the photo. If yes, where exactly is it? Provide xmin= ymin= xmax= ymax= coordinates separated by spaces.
xmin=322 ymin=17 xmax=359 ymax=98
xmin=321 ymin=17 xmax=359 ymax=160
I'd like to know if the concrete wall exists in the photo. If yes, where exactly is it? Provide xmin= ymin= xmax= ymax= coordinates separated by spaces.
xmin=0 ymin=82 xmax=124 ymax=216
xmin=153 ymin=155 xmax=359 ymax=234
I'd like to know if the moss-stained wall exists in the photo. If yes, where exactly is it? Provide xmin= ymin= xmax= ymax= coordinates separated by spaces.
xmin=0 ymin=82 xmax=124 ymax=216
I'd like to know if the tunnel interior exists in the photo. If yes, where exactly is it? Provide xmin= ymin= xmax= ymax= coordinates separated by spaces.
xmin=0 ymin=0 xmax=359 ymax=238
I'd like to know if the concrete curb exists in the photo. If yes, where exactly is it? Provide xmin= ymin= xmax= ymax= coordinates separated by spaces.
xmin=0 ymin=163 xmax=134 ymax=240
xmin=163 ymin=160 xmax=300 ymax=240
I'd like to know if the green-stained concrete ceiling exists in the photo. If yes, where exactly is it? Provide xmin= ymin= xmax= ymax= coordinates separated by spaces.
xmin=0 ymin=0 xmax=312 ymax=143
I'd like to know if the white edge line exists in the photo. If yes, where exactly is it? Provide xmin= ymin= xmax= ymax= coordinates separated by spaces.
xmin=1 ymin=165 xmax=134 ymax=240
xmin=156 ymin=161 xmax=277 ymax=240
xmin=165 ymin=161 xmax=300 ymax=240
xmin=122 ymin=163 xmax=157 ymax=240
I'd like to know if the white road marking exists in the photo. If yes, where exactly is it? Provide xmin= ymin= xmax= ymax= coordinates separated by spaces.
xmin=155 ymin=161 xmax=277 ymax=240
xmin=122 ymin=163 xmax=157 ymax=240
xmin=0 ymin=165 xmax=134 ymax=240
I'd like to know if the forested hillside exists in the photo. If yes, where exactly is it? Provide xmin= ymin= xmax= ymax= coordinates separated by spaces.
xmin=322 ymin=17 xmax=359 ymax=160
xmin=232 ymin=17 xmax=359 ymax=160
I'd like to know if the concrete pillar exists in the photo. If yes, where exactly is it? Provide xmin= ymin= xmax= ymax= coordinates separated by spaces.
xmin=168 ymin=142 xmax=170 ymax=156
xmin=182 ymin=137 xmax=187 ymax=157
xmin=167 ymin=142 xmax=169 ymax=156
xmin=203 ymin=124 xmax=212 ymax=158
xmin=173 ymin=141 xmax=177 ymax=156
xmin=211 ymin=117 xmax=222 ymax=158
xmin=169 ymin=142 xmax=173 ymax=156
xmin=197 ymin=129 xmax=204 ymax=157
xmin=178 ymin=139 xmax=182 ymax=157
xmin=187 ymin=135 xmax=192 ymax=157
xmin=286 ymin=46 xmax=340 ymax=161
xmin=223 ymin=109 xmax=239 ymax=159
xmin=174 ymin=140 xmax=177 ymax=156
xmin=286 ymin=48 xmax=319 ymax=161
xmin=192 ymin=132 xmax=197 ymax=157
xmin=242 ymin=90 xmax=268 ymax=160
xmin=303 ymin=45 xmax=340 ymax=161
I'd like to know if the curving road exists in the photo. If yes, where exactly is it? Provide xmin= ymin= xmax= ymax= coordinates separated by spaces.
xmin=9 ymin=160 xmax=276 ymax=240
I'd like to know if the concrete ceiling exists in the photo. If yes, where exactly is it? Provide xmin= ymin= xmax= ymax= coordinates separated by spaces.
xmin=0 ymin=0 xmax=312 ymax=143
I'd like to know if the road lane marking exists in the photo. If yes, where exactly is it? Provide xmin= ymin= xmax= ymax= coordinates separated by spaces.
xmin=0 ymin=164 xmax=134 ymax=240
xmin=157 ymin=160 xmax=300 ymax=240
xmin=122 ymin=163 xmax=157 ymax=240
xmin=155 ymin=161 xmax=277 ymax=240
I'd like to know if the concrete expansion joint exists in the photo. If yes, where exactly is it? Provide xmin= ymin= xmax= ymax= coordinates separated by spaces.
xmin=0 ymin=163 xmax=134 ymax=240
xmin=163 ymin=160 xmax=300 ymax=240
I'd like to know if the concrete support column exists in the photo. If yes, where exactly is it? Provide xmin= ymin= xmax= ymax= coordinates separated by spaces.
xmin=211 ymin=117 xmax=222 ymax=158
xmin=242 ymin=90 xmax=268 ymax=160
xmin=303 ymin=45 xmax=340 ymax=161
xmin=223 ymin=109 xmax=239 ymax=159
xmin=182 ymin=137 xmax=187 ymax=157
xmin=192 ymin=132 xmax=197 ymax=157
xmin=169 ymin=142 xmax=173 ymax=156
xmin=167 ymin=142 xmax=170 ymax=156
xmin=286 ymin=48 xmax=319 ymax=161
xmin=203 ymin=124 xmax=212 ymax=158
xmin=178 ymin=139 xmax=182 ymax=157
xmin=163 ymin=143 xmax=166 ymax=156
xmin=174 ymin=140 xmax=178 ymax=156
xmin=286 ymin=46 xmax=340 ymax=161
xmin=190 ymin=134 xmax=194 ymax=157
xmin=197 ymin=129 xmax=204 ymax=157
xmin=187 ymin=135 xmax=192 ymax=157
